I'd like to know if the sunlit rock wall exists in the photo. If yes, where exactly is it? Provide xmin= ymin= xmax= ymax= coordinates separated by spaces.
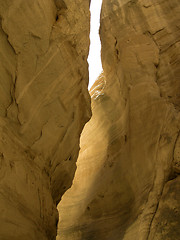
xmin=57 ymin=0 xmax=180 ymax=239
xmin=0 ymin=0 xmax=91 ymax=239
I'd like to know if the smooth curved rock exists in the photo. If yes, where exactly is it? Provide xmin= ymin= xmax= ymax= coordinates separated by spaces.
xmin=57 ymin=0 xmax=180 ymax=239
xmin=0 ymin=0 xmax=91 ymax=239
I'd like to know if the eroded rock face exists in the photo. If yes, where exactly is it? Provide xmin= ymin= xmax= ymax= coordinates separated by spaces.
xmin=57 ymin=0 xmax=180 ymax=239
xmin=0 ymin=0 xmax=91 ymax=239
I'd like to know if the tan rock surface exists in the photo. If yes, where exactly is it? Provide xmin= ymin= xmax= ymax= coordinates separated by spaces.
xmin=57 ymin=0 xmax=180 ymax=239
xmin=0 ymin=0 xmax=91 ymax=239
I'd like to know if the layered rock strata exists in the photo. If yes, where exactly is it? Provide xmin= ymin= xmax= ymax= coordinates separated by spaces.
xmin=0 ymin=0 xmax=91 ymax=239
xmin=57 ymin=0 xmax=180 ymax=239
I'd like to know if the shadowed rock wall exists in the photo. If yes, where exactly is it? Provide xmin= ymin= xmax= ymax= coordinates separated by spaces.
xmin=57 ymin=0 xmax=180 ymax=239
xmin=0 ymin=0 xmax=91 ymax=239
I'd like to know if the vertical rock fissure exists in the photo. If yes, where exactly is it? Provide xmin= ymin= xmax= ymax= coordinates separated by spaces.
xmin=88 ymin=0 xmax=103 ymax=89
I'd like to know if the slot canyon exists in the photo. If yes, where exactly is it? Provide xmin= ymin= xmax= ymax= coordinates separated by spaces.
xmin=0 ymin=0 xmax=180 ymax=240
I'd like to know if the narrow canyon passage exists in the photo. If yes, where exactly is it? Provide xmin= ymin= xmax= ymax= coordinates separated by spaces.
xmin=0 ymin=1 xmax=180 ymax=240
xmin=56 ymin=1 xmax=103 ymax=237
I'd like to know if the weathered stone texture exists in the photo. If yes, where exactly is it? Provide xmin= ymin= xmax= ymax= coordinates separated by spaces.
xmin=0 ymin=0 xmax=91 ymax=239
xmin=57 ymin=0 xmax=180 ymax=239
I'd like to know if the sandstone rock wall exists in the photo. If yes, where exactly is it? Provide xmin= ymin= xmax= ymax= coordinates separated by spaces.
xmin=57 ymin=0 xmax=180 ymax=239
xmin=0 ymin=0 xmax=91 ymax=239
